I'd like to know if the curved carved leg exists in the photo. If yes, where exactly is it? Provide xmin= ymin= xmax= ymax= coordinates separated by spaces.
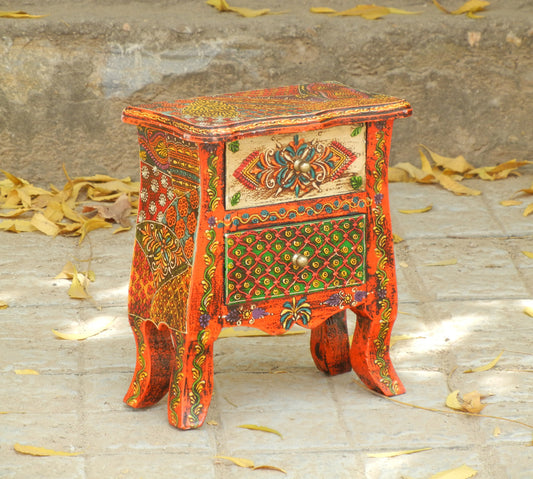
xmin=350 ymin=304 xmax=405 ymax=396
xmin=167 ymin=329 xmax=215 ymax=430
xmin=124 ymin=316 xmax=174 ymax=408
xmin=310 ymin=310 xmax=351 ymax=376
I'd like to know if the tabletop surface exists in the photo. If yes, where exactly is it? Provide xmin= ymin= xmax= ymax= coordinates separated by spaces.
xmin=122 ymin=81 xmax=412 ymax=142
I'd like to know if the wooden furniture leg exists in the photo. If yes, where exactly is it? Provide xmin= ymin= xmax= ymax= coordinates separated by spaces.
xmin=310 ymin=311 xmax=351 ymax=376
xmin=124 ymin=316 xmax=174 ymax=408
xmin=350 ymin=305 xmax=405 ymax=396
xmin=167 ymin=329 xmax=215 ymax=429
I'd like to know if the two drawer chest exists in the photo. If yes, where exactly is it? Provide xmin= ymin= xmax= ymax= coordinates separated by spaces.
xmin=122 ymin=82 xmax=412 ymax=429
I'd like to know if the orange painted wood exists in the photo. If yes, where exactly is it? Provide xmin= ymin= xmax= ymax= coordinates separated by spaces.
xmin=122 ymin=82 xmax=411 ymax=429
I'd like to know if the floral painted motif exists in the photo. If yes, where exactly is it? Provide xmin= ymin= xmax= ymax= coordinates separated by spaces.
xmin=234 ymin=134 xmax=358 ymax=199
xmin=280 ymin=296 xmax=312 ymax=329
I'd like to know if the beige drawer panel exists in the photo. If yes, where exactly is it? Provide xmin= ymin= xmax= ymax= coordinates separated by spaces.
xmin=225 ymin=124 xmax=366 ymax=210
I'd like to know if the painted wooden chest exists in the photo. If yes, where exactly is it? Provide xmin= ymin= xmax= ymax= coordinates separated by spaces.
xmin=122 ymin=81 xmax=412 ymax=429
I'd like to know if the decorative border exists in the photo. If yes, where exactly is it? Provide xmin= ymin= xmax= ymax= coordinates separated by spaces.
xmin=372 ymin=128 xmax=400 ymax=395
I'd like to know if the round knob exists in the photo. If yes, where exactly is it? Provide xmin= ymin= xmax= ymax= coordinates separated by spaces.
xmin=293 ymin=158 xmax=311 ymax=173
xmin=291 ymin=253 xmax=309 ymax=268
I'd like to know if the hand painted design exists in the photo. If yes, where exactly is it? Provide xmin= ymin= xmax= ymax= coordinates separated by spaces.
xmin=226 ymin=305 xmax=269 ymax=326
xmin=281 ymin=296 xmax=312 ymax=329
xmin=233 ymin=134 xmax=358 ymax=199
xmin=323 ymin=289 xmax=367 ymax=308
xmin=225 ymin=215 xmax=366 ymax=305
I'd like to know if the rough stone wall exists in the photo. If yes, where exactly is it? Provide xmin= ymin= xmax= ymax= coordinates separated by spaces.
xmin=0 ymin=1 xmax=531 ymax=184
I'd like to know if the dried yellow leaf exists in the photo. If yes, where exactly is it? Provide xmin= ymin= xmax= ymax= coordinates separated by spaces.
xmin=367 ymin=447 xmax=432 ymax=458
xmin=523 ymin=203 xmax=533 ymax=217
xmin=312 ymin=4 xmax=421 ymax=19
xmin=0 ymin=301 xmax=8 ymax=309
xmin=0 ymin=219 xmax=37 ymax=233
xmin=462 ymin=391 xmax=487 ymax=413
xmin=445 ymin=390 xmax=464 ymax=411
xmin=215 ymin=455 xmax=255 ymax=468
xmin=393 ymin=233 xmax=404 ymax=243
xmin=399 ymin=205 xmax=433 ymax=214
xmin=77 ymin=217 xmax=112 ymax=244
xmin=500 ymin=199 xmax=522 ymax=206
xmin=310 ymin=7 xmax=337 ymax=13
xmin=429 ymin=464 xmax=478 ymax=479
xmin=420 ymin=145 xmax=474 ymax=174
xmin=388 ymin=166 xmax=411 ymax=182
xmin=433 ymin=0 xmax=489 ymax=17
xmin=252 ymin=465 xmax=287 ymax=473
xmin=52 ymin=318 xmax=115 ymax=341
xmin=67 ymin=266 xmax=91 ymax=300
xmin=206 ymin=0 xmax=279 ymax=17
xmin=0 ymin=10 xmax=46 ymax=18
xmin=493 ymin=426 xmax=501 ymax=436
xmin=15 ymin=369 xmax=39 ymax=375
xmin=523 ymin=251 xmax=533 ymax=259
xmin=424 ymin=258 xmax=458 ymax=266
xmin=432 ymin=169 xmax=481 ymax=196
xmin=30 ymin=212 xmax=60 ymax=236
xmin=392 ymin=162 xmax=435 ymax=183
xmin=463 ymin=350 xmax=503 ymax=373
xmin=390 ymin=335 xmax=423 ymax=347
xmin=14 ymin=443 xmax=81 ymax=456
xmin=238 ymin=424 xmax=283 ymax=438
xmin=524 ymin=306 xmax=533 ymax=318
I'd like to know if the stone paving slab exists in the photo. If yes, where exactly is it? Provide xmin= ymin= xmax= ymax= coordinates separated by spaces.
xmin=1 ymin=178 xmax=532 ymax=478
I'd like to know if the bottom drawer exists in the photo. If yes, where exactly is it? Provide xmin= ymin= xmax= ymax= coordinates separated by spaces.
xmin=225 ymin=215 xmax=366 ymax=305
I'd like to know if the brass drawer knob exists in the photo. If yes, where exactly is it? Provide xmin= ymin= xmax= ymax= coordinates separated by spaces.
xmin=291 ymin=253 xmax=309 ymax=268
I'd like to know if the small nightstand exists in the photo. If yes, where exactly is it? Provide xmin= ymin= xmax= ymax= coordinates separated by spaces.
xmin=122 ymin=82 xmax=412 ymax=429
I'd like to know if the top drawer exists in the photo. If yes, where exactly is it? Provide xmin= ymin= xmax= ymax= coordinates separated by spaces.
xmin=225 ymin=124 xmax=366 ymax=210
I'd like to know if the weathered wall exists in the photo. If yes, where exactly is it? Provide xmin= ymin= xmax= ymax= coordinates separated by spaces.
xmin=1 ymin=1 xmax=531 ymax=184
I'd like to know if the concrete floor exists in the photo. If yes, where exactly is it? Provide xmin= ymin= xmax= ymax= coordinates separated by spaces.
xmin=1 ymin=177 xmax=532 ymax=478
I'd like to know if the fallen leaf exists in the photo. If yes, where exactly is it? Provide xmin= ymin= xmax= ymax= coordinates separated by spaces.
xmin=0 ymin=219 xmax=37 ymax=233
xmin=112 ymin=226 xmax=132 ymax=234
xmin=445 ymin=390 xmax=464 ymax=411
xmin=311 ymin=4 xmax=421 ymax=19
xmin=83 ymin=194 xmax=131 ymax=227
xmin=446 ymin=390 xmax=486 ymax=414
xmin=52 ymin=317 xmax=115 ymax=341
xmin=521 ymin=251 xmax=533 ymax=259
xmin=68 ymin=268 xmax=91 ymax=300
xmin=428 ymin=464 xmax=478 ymax=478
xmin=55 ymin=261 xmax=77 ymax=280
xmin=424 ymin=258 xmax=458 ymax=266
xmin=15 ymin=369 xmax=39 ymax=375
xmin=77 ymin=217 xmax=112 ymax=244
xmin=14 ymin=443 xmax=81 ymax=456
xmin=238 ymin=424 xmax=283 ymax=438
xmin=523 ymin=203 xmax=533 ymax=217
xmin=462 ymin=391 xmax=486 ymax=414
xmin=367 ymin=447 xmax=432 ymax=458
xmin=500 ymin=200 xmax=522 ymax=207
xmin=0 ymin=301 xmax=8 ymax=309
xmin=399 ymin=205 xmax=433 ymax=214
xmin=433 ymin=0 xmax=489 ymax=18
xmin=420 ymin=145 xmax=474 ymax=174
xmin=524 ymin=306 xmax=533 ymax=318
xmin=463 ymin=350 xmax=503 ymax=373
xmin=493 ymin=426 xmax=501 ymax=436
xmin=30 ymin=212 xmax=60 ymax=236
xmin=207 ymin=420 xmax=219 ymax=426
xmin=215 ymin=455 xmax=255 ymax=468
xmin=252 ymin=465 xmax=287 ymax=473
xmin=206 ymin=0 xmax=283 ymax=17
xmin=393 ymin=233 xmax=404 ymax=243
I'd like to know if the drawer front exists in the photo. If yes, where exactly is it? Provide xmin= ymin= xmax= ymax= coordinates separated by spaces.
xmin=225 ymin=215 xmax=366 ymax=305
xmin=225 ymin=124 xmax=366 ymax=210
